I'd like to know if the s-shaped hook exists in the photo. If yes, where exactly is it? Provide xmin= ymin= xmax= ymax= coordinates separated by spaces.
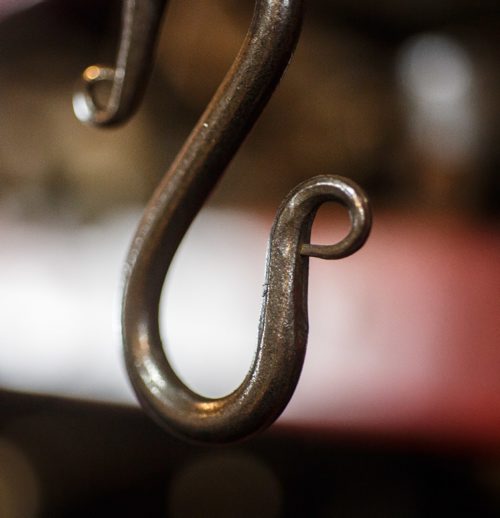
xmin=75 ymin=0 xmax=372 ymax=443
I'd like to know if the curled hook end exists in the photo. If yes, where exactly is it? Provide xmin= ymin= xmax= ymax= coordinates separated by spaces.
xmin=299 ymin=176 xmax=372 ymax=260
xmin=72 ymin=65 xmax=120 ymax=127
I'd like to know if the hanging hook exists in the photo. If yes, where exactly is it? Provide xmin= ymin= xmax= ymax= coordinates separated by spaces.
xmin=73 ymin=0 xmax=168 ymax=127
xmin=119 ymin=0 xmax=371 ymax=444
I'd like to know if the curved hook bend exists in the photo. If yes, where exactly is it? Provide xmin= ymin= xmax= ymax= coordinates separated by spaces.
xmin=73 ymin=0 xmax=168 ymax=127
xmin=122 ymin=0 xmax=371 ymax=443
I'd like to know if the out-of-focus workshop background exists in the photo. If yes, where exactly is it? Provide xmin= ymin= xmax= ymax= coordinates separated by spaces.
xmin=0 ymin=1 xmax=499 ymax=516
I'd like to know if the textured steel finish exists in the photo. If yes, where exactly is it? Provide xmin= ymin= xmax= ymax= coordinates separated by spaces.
xmin=73 ymin=0 xmax=168 ymax=126
xmin=117 ymin=0 xmax=371 ymax=444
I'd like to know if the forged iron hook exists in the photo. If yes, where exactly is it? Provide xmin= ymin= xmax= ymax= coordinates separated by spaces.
xmin=117 ymin=0 xmax=371 ymax=444
xmin=73 ymin=0 xmax=168 ymax=127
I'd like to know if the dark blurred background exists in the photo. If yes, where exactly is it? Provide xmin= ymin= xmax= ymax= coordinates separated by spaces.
xmin=0 ymin=0 xmax=499 ymax=516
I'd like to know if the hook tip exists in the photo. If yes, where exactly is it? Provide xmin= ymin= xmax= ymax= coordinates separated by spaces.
xmin=72 ymin=65 xmax=118 ymax=127
xmin=299 ymin=176 xmax=372 ymax=260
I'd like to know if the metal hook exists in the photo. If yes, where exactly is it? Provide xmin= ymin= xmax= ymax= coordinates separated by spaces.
xmin=117 ymin=0 xmax=371 ymax=444
xmin=73 ymin=0 xmax=168 ymax=127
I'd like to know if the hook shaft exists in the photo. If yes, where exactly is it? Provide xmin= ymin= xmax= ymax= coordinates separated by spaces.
xmin=73 ymin=0 xmax=168 ymax=127
xmin=121 ymin=0 xmax=371 ymax=443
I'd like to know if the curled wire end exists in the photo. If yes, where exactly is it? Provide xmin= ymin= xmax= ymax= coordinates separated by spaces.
xmin=71 ymin=1 xmax=168 ymax=128
xmin=300 ymin=176 xmax=371 ymax=260
xmin=72 ymin=65 xmax=119 ymax=127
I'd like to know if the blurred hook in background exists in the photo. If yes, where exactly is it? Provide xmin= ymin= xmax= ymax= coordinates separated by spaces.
xmin=74 ymin=0 xmax=371 ymax=443
xmin=73 ymin=0 xmax=169 ymax=127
